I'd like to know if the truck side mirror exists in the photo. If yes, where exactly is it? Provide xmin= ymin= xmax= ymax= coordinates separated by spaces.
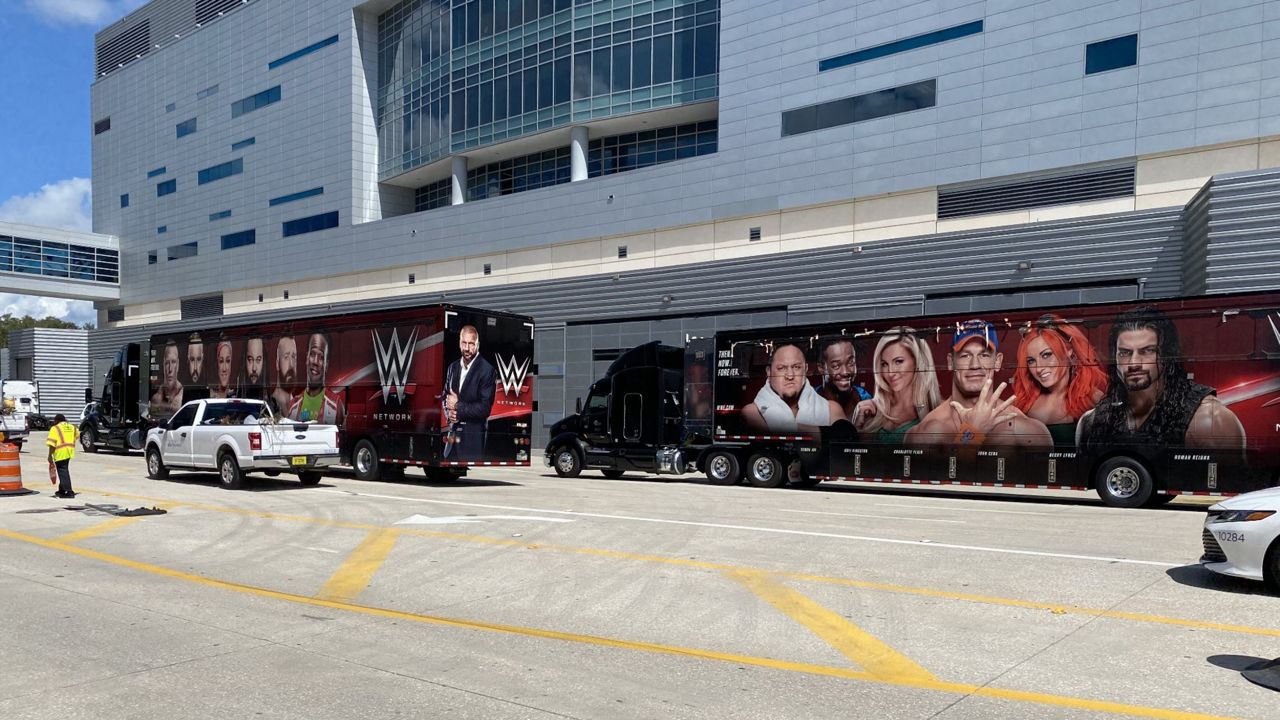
xmin=84 ymin=388 xmax=93 ymax=403
xmin=575 ymin=397 xmax=582 ymax=414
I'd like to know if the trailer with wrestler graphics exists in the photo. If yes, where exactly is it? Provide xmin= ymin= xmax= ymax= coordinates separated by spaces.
xmin=84 ymin=304 xmax=535 ymax=482
xmin=546 ymin=291 xmax=1280 ymax=507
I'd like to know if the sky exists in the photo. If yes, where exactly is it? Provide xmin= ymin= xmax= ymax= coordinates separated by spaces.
xmin=0 ymin=0 xmax=148 ymax=327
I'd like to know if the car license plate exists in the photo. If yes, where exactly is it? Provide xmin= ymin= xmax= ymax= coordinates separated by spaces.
xmin=291 ymin=456 xmax=307 ymax=466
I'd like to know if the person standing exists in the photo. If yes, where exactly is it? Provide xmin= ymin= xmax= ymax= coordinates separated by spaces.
xmin=47 ymin=414 xmax=79 ymax=499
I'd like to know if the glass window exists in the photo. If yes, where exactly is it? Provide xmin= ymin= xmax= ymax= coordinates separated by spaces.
xmin=652 ymin=33 xmax=673 ymax=84
xmin=198 ymin=158 xmax=244 ymax=185
xmin=169 ymin=404 xmax=198 ymax=428
xmin=780 ymin=79 xmax=936 ymax=137
xmin=268 ymin=35 xmax=339 ymax=70
xmin=554 ymin=56 xmax=571 ymax=104
xmin=694 ymin=24 xmax=716 ymax=76
xmin=633 ymin=38 xmax=652 ymax=87
xmin=148 ymin=251 xmax=157 ymax=265
xmin=94 ymin=117 xmax=111 ymax=134
xmin=231 ymin=86 xmax=282 ymax=118
xmin=167 ymin=241 xmax=198 ymax=261
xmin=538 ymin=61 xmax=554 ymax=108
xmin=231 ymin=137 xmax=255 ymax=151
xmin=674 ymin=28 xmax=695 ymax=80
xmin=612 ymin=43 xmax=630 ymax=91
xmin=156 ymin=179 xmax=177 ymax=197
xmin=220 ymin=229 xmax=256 ymax=250
xmin=120 ymin=194 xmax=129 ymax=208
xmin=819 ymin=20 xmax=982 ymax=72
xmin=573 ymin=51 xmax=591 ymax=99
xmin=268 ymin=187 xmax=324 ymax=206
xmin=282 ymin=211 xmax=339 ymax=237
xmin=1086 ymin=34 xmax=1138 ymax=74
xmin=147 ymin=166 xmax=167 ymax=178
xmin=176 ymin=117 xmax=197 ymax=138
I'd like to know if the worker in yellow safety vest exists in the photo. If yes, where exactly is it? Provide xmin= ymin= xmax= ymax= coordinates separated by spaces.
xmin=47 ymin=414 xmax=79 ymax=499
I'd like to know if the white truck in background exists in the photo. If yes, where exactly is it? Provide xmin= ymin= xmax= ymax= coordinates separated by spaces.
xmin=144 ymin=398 xmax=340 ymax=489
xmin=0 ymin=380 xmax=36 ymax=449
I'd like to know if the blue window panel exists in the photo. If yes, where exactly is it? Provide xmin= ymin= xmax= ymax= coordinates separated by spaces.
xmin=781 ymin=79 xmax=937 ymax=137
xmin=148 ymin=251 xmax=157 ymax=265
xmin=120 ymin=193 xmax=129 ymax=208
xmin=156 ymin=179 xmax=177 ymax=197
xmin=268 ymin=35 xmax=339 ymax=70
xmin=196 ymin=84 xmax=219 ymax=99
xmin=209 ymin=210 xmax=232 ymax=221
xmin=198 ymin=157 xmax=244 ymax=185
xmin=167 ymin=241 xmax=198 ymax=261
xmin=157 ymin=225 xmax=167 ymax=234
xmin=176 ymin=117 xmax=197 ymax=138
xmin=268 ymin=186 xmax=324 ymax=206
xmin=231 ymin=86 xmax=282 ymax=118
xmin=95 ymin=248 xmax=119 ymax=282
xmin=220 ymin=229 xmax=257 ymax=250
xmin=231 ymin=137 xmax=255 ymax=151
xmin=147 ymin=166 xmax=167 ymax=178
xmin=819 ymin=21 xmax=984 ymax=72
xmin=282 ymin=210 xmax=339 ymax=237
xmin=1086 ymin=34 xmax=1138 ymax=75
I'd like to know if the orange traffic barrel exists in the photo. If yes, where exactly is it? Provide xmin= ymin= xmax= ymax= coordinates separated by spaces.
xmin=0 ymin=442 xmax=32 ymax=496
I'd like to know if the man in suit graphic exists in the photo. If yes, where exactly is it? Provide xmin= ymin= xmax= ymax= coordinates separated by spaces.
xmin=443 ymin=324 xmax=497 ymax=460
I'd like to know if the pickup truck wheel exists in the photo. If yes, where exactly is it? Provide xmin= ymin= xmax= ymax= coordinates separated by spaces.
xmin=552 ymin=447 xmax=582 ymax=478
xmin=218 ymin=451 xmax=245 ymax=490
xmin=746 ymin=452 xmax=786 ymax=488
xmin=705 ymin=450 xmax=740 ymax=486
xmin=601 ymin=469 xmax=625 ymax=479
xmin=146 ymin=447 xmax=169 ymax=479
xmin=79 ymin=426 xmax=98 ymax=453
xmin=352 ymin=440 xmax=381 ymax=482
xmin=298 ymin=471 xmax=322 ymax=486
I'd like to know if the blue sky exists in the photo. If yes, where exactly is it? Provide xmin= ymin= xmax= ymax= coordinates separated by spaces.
xmin=0 ymin=0 xmax=147 ymax=326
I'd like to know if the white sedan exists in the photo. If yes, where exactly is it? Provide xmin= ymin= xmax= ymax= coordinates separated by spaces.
xmin=1201 ymin=486 xmax=1280 ymax=592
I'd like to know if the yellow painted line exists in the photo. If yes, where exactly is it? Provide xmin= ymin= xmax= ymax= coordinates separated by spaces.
xmin=82 ymin=487 xmax=1280 ymax=640
xmin=315 ymin=528 xmax=400 ymax=603
xmin=0 ymin=528 xmax=1241 ymax=720
xmin=55 ymin=517 xmax=145 ymax=544
xmin=726 ymin=569 xmax=934 ymax=681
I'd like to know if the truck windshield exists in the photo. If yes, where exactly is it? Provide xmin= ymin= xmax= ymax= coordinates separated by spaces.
xmin=586 ymin=393 xmax=608 ymax=411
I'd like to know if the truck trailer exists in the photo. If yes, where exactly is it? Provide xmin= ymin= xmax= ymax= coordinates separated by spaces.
xmin=83 ymin=304 xmax=535 ymax=480
xmin=546 ymin=292 xmax=1280 ymax=507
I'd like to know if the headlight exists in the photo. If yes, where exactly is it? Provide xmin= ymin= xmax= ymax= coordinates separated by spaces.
xmin=1210 ymin=510 xmax=1276 ymax=523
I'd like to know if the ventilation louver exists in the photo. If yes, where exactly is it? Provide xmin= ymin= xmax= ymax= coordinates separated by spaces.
xmin=937 ymin=164 xmax=1135 ymax=220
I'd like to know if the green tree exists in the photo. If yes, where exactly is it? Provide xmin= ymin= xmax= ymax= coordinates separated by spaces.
xmin=0 ymin=313 xmax=82 ymax=349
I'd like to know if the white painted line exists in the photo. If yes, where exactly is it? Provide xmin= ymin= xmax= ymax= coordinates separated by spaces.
xmin=314 ymin=489 xmax=1178 ymax=567
xmin=873 ymin=503 xmax=1053 ymax=516
xmin=777 ymin=508 xmax=966 ymax=524
xmin=395 ymin=514 xmax=575 ymax=526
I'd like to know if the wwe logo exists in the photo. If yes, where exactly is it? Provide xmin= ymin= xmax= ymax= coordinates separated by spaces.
xmin=372 ymin=327 xmax=417 ymax=403
xmin=496 ymin=354 xmax=531 ymax=396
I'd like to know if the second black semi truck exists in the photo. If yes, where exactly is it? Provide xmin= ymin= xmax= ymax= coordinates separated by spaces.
xmin=545 ymin=292 xmax=1280 ymax=507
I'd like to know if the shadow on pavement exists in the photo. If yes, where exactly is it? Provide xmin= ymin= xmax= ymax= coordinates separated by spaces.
xmin=1166 ymin=564 xmax=1271 ymax=596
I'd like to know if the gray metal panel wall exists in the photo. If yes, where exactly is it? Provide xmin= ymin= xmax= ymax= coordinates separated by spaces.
xmin=9 ymin=329 xmax=90 ymax=418
xmin=1199 ymin=168 xmax=1280 ymax=295
xmin=1181 ymin=182 xmax=1213 ymax=297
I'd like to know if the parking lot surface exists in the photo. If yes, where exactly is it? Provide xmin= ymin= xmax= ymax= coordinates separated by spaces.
xmin=1 ymin=437 xmax=1277 ymax=719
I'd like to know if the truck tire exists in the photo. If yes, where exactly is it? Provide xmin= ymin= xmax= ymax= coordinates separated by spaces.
xmin=218 ymin=451 xmax=246 ymax=490
xmin=704 ymin=450 xmax=740 ymax=486
xmin=1095 ymin=456 xmax=1153 ymax=508
xmin=146 ymin=446 xmax=169 ymax=479
xmin=352 ymin=440 xmax=381 ymax=482
xmin=79 ymin=426 xmax=98 ymax=453
xmin=552 ymin=447 xmax=582 ymax=478
xmin=298 ymin=471 xmax=322 ymax=486
xmin=601 ymin=469 xmax=625 ymax=479
xmin=746 ymin=452 xmax=786 ymax=488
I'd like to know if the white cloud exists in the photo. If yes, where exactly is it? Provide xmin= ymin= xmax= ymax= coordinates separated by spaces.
xmin=0 ymin=177 xmax=92 ymax=232
xmin=23 ymin=0 xmax=147 ymax=26
xmin=0 ymin=294 xmax=96 ymax=326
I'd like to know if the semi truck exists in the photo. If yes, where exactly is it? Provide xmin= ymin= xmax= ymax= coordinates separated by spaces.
xmin=83 ymin=304 xmax=535 ymax=481
xmin=545 ymin=292 xmax=1280 ymax=507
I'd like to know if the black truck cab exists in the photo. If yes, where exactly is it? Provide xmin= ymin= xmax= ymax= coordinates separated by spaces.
xmin=546 ymin=340 xmax=712 ymax=478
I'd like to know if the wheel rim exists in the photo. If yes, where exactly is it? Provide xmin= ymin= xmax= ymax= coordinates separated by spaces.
xmin=221 ymin=459 xmax=234 ymax=484
xmin=752 ymin=457 xmax=777 ymax=483
xmin=148 ymin=452 xmax=159 ymax=475
xmin=709 ymin=454 xmax=731 ymax=480
xmin=556 ymin=450 xmax=576 ymax=473
xmin=1106 ymin=466 xmax=1140 ymax=498
xmin=82 ymin=430 xmax=94 ymax=449
xmin=355 ymin=446 xmax=373 ymax=475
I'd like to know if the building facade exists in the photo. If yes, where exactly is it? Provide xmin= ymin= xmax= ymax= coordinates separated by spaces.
xmin=90 ymin=0 xmax=1280 ymax=442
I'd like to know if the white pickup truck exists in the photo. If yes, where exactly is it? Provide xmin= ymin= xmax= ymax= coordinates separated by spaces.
xmin=144 ymin=398 xmax=339 ymax=489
